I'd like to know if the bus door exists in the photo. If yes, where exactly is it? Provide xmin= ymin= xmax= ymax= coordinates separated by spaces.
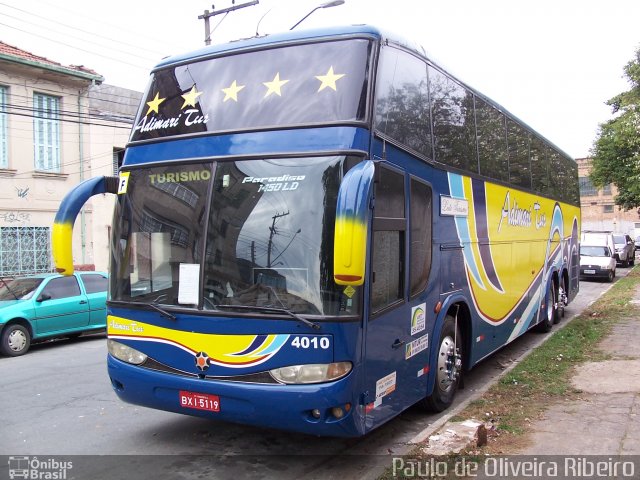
xmin=363 ymin=166 xmax=431 ymax=427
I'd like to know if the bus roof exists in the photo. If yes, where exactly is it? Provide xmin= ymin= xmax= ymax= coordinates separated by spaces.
xmin=154 ymin=25 xmax=413 ymax=70
xmin=150 ymin=24 xmax=574 ymax=163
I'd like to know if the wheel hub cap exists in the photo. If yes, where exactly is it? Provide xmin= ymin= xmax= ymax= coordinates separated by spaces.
xmin=437 ymin=335 xmax=461 ymax=392
xmin=8 ymin=330 xmax=27 ymax=352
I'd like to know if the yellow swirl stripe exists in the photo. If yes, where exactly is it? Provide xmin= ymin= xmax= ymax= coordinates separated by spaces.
xmin=108 ymin=316 xmax=285 ymax=367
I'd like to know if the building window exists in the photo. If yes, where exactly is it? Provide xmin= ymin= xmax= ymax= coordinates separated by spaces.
xmin=603 ymin=204 xmax=614 ymax=213
xmin=0 ymin=227 xmax=52 ymax=276
xmin=0 ymin=86 xmax=7 ymax=168
xmin=113 ymin=148 xmax=124 ymax=176
xmin=33 ymin=93 xmax=61 ymax=172
xmin=603 ymin=184 xmax=612 ymax=195
xmin=579 ymin=176 xmax=597 ymax=197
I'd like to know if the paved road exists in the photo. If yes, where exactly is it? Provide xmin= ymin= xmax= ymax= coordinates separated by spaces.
xmin=0 ymin=270 xmax=627 ymax=479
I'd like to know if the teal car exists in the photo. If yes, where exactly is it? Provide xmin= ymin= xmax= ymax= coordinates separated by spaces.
xmin=0 ymin=272 xmax=108 ymax=356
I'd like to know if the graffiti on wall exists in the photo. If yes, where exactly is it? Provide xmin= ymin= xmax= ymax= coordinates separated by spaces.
xmin=0 ymin=212 xmax=31 ymax=223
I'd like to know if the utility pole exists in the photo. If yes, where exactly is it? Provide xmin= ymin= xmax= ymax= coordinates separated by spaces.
xmin=198 ymin=0 xmax=260 ymax=46
xmin=267 ymin=211 xmax=289 ymax=268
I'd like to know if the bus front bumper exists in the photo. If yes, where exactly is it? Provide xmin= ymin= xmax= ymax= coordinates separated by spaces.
xmin=107 ymin=355 xmax=364 ymax=437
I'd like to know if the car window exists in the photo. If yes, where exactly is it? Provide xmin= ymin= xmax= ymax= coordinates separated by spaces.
xmin=42 ymin=276 xmax=81 ymax=300
xmin=80 ymin=274 xmax=108 ymax=294
xmin=0 ymin=277 xmax=44 ymax=300
xmin=613 ymin=235 xmax=625 ymax=244
xmin=580 ymin=246 xmax=610 ymax=257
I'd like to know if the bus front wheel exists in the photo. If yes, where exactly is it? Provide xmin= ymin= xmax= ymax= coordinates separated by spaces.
xmin=421 ymin=313 xmax=462 ymax=412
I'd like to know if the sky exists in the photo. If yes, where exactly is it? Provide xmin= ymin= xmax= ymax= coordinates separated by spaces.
xmin=1 ymin=0 xmax=639 ymax=159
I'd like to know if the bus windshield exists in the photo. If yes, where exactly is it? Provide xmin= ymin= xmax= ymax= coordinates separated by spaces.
xmin=110 ymin=155 xmax=360 ymax=317
xmin=130 ymin=38 xmax=372 ymax=142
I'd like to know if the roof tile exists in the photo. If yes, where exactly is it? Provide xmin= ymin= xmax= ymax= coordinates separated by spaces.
xmin=0 ymin=40 xmax=101 ymax=76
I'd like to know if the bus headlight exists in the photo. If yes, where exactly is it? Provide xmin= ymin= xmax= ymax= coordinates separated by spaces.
xmin=108 ymin=339 xmax=147 ymax=365
xmin=269 ymin=362 xmax=352 ymax=384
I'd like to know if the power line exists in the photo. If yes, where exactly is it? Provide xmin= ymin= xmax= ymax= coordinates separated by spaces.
xmin=1 ymin=82 xmax=144 ymax=113
xmin=4 ymin=102 xmax=136 ymax=123
xmin=0 ymin=21 xmax=152 ymax=72
xmin=27 ymin=0 xmax=175 ymax=55
xmin=3 ymin=110 xmax=133 ymax=129
xmin=0 ymin=9 xmax=158 ymax=63
xmin=0 ymin=1 xmax=168 ymax=58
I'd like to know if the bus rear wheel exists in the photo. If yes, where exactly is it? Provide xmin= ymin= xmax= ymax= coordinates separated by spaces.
xmin=421 ymin=313 xmax=462 ymax=412
xmin=536 ymin=280 xmax=556 ymax=333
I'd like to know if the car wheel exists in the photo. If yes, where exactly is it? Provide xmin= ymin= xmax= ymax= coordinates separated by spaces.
xmin=607 ymin=270 xmax=614 ymax=283
xmin=630 ymin=255 xmax=635 ymax=267
xmin=420 ymin=313 xmax=462 ymax=412
xmin=0 ymin=324 xmax=31 ymax=356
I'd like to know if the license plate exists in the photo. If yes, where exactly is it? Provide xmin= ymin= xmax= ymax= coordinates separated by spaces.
xmin=584 ymin=269 xmax=596 ymax=274
xmin=179 ymin=390 xmax=220 ymax=412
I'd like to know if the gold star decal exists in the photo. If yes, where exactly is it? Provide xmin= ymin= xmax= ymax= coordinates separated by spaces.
xmin=263 ymin=73 xmax=290 ymax=98
xmin=145 ymin=92 xmax=166 ymax=116
xmin=181 ymin=86 xmax=203 ymax=109
xmin=315 ymin=66 xmax=345 ymax=92
xmin=221 ymin=80 xmax=245 ymax=102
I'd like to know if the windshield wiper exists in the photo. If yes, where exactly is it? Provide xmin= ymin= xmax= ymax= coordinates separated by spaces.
xmin=143 ymin=302 xmax=177 ymax=321
xmin=214 ymin=304 xmax=321 ymax=330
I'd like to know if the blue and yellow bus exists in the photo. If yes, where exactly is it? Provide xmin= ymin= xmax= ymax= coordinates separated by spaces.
xmin=53 ymin=25 xmax=580 ymax=437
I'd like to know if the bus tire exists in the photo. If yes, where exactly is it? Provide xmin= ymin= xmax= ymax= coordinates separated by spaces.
xmin=555 ymin=276 xmax=567 ymax=323
xmin=421 ymin=313 xmax=462 ymax=412
xmin=1 ymin=323 xmax=31 ymax=357
xmin=535 ymin=281 xmax=556 ymax=333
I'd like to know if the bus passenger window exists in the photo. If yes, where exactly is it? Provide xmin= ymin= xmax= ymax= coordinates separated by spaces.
xmin=507 ymin=120 xmax=531 ymax=190
xmin=429 ymin=66 xmax=478 ymax=173
xmin=530 ymin=136 xmax=550 ymax=195
xmin=371 ymin=167 xmax=406 ymax=313
xmin=476 ymin=98 xmax=508 ymax=182
xmin=410 ymin=179 xmax=432 ymax=297
xmin=375 ymin=47 xmax=432 ymax=159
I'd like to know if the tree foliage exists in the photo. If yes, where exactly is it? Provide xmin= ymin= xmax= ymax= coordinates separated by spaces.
xmin=590 ymin=47 xmax=640 ymax=210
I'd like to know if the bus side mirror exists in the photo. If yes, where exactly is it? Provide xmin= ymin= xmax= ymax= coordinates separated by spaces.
xmin=52 ymin=176 xmax=119 ymax=275
xmin=333 ymin=160 xmax=375 ymax=286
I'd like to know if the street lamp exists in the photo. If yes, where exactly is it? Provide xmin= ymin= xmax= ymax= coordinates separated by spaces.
xmin=289 ymin=0 xmax=345 ymax=30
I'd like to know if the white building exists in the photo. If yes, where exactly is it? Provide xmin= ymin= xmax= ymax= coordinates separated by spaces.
xmin=0 ymin=41 xmax=141 ymax=276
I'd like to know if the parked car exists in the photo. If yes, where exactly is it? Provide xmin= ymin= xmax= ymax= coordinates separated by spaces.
xmin=0 ymin=272 xmax=108 ymax=356
xmin=580 ymin=245 xmax=616 ymax=282
xmin=581 ymin=231 xmax=634 ymax=267
xmin=612 ymin=233 xmax=635 ymax=267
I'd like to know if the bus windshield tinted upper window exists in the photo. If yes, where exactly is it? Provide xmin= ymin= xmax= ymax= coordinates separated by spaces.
xmin=110 ymin=156 xmax=360 ymax=317
xmin=131 ymin=39 xmax=372 ymax=142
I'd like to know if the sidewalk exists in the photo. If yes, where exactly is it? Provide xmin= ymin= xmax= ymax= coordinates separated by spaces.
xmin=514 ymin=288 xmax=640 ymax=455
